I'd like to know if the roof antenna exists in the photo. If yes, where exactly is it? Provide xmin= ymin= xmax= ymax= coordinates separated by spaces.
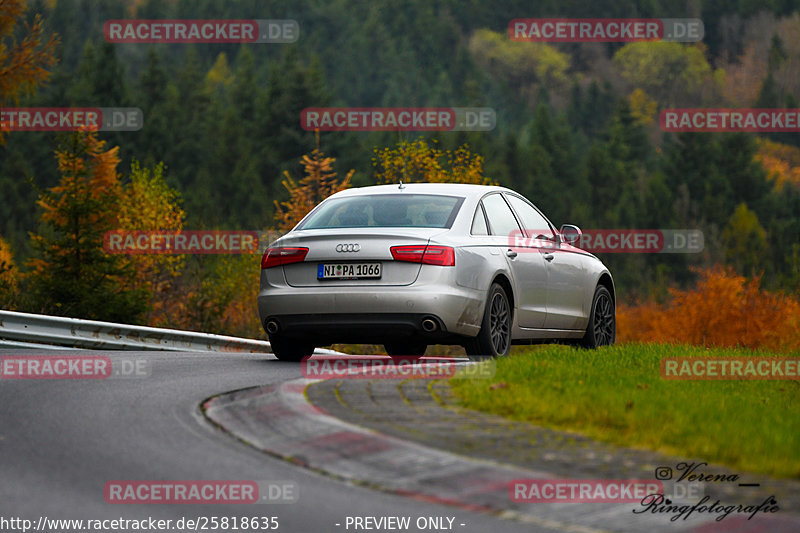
xmin=398 ymin=180 xmax=405 ymax=190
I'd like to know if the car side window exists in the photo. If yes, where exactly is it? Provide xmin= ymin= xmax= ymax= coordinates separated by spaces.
xmin=505 ymin=194 xmax=555 ymax=241
xmin=482 ymin=194 xmax=522 ymax=237
xmin=471 ymin=203 xmax=489 ymax=235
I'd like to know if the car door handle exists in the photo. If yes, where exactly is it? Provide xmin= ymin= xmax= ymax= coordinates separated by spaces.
xmin=506 ymin=249 xmax=518 ymax=258
xmin=543 ymin=253 xmax=554 ymax=262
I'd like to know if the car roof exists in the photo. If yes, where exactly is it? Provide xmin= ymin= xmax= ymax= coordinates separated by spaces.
xmin=329 ymin=182 xmax=511 ymax=199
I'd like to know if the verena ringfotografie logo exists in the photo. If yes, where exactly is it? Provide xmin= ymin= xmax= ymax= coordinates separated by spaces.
xmin=510 ymin=479 xmax=663 ymax=503
xmin=661 ymin=357 xmax=800 ymax=380
xmin=639 ymin=462 xmax=780 ymax=523
xmin=661 ymin=108 xmax=800 ymax=132
xmin=0 ymin=108 xmax=142 ymax=131
xmin=104 ymin=230 xmax=260 ymax=255
xmin=509 ymin=229 xmax=703 ymax=254
xmin=104 ymin=481 xmax=297 ymax=504
xmin=104 ymin=19 xmax=298 ymax=43
xmin=301 ymin=356 xmax=495 ymax=380
xmin=301 ymin=107 xmax=496 ymax=131
xmin=0 ymin=356 xmax=150 ymax=379
xmin=509 ymin=18 xmax=703 ymax=42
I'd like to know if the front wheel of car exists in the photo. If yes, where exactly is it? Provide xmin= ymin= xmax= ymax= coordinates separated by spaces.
xmin=269 ymin=334 xmax=315 ymax=362
xmin=466 ymin=283 xmax=512 ymax=357
xmin=580 ymin=285 xmax=615 ymax=348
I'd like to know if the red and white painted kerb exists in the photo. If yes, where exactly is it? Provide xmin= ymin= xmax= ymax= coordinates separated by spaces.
xmin=203 ymin=371 xmax=737 ymax=532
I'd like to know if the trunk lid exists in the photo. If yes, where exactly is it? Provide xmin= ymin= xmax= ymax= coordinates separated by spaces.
xmin=277 ymin=228 xmax=447 ymax=287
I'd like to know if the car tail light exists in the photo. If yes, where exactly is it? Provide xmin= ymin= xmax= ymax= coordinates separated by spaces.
xmin=261 ymin=247 xmax=309 ymax=269
xmin=390 ymin=245 xmax=455 ymax=266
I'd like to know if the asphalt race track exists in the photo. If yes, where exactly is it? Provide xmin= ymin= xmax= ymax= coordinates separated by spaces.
xmin=0 ymin=349 xmax=542 ymax=533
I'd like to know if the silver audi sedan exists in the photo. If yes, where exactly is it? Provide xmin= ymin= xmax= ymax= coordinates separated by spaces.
xmin=258 ymin=183 xmax=615 ymax=360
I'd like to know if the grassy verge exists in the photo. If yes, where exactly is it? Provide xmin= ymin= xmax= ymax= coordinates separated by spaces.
xmin=450 ymin=343 xmax=800 ymax=478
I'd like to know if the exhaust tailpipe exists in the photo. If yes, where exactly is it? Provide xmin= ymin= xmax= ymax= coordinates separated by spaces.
xmin=421 ymin=318 xmax=438 ymax=332
xmin=266 ymin=319 xmax=280 ymax=334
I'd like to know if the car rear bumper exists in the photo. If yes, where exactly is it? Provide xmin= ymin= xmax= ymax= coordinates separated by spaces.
xmin=257 ymin=283 xmax=484 ymax=344
xmin=261 ymin=313 xmax=451 ymax=344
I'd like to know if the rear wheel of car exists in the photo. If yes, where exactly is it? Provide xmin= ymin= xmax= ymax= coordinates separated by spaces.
xmin=384 ymin=342 xmax=427 ymax=356
xmin=580 ymin=285 xmax=615 ymax=348
xmin=269 ymin=334 xmax=314 ymax=362
xmin=466 ymin=283 xmax=512 ymax=357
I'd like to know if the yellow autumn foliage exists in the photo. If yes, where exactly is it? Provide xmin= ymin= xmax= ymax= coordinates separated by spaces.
xmin=755 ymin=139 xmax=800 ymax=189
xmin=373 ymin=139 xmax=492 ymax=185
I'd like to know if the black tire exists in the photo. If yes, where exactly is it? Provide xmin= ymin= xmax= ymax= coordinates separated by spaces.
xmin=580 ymin=285 xmax=615 ymax=348
xmin=465 ymin=283 xmax=512 ymax=357
xmin=384 ymin=342 xmax=427 ymax=356
xmin=268 ymin=334 xmax=314 ymax=362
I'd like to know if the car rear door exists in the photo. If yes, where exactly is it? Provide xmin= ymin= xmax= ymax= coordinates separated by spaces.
xmin=481 ymin=193 xmax=547 ymax=328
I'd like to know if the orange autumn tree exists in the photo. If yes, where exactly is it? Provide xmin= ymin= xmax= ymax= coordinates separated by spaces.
xmin=116 ymin=161 xmax=186 ymax=326
xmin=27 ymin=129 xmax=148 ymax=321
xmin=617 ymin=266 xmax=800 ymax=352
xmin=0 ymin=0 xmax=59 ymax=142
xmin=0 ymin=236 xmax=17 ymax=307
xmin=182 ymin=254 xmax=264 ymax=339
xmin=755 ymin=139 xmax=800 ymax=189
xmin=275 ymin=144 xmax=354 ymax=232
xmin=373 ymin=138 xmax=492 ymax=185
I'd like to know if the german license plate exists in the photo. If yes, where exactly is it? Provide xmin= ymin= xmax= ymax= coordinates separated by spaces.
xmin=317 ymin=262 xmax=382 ymax=280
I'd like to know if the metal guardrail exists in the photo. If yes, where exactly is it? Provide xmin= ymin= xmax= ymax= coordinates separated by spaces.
xmin=0 ymin=310 xmax=275 ymax=353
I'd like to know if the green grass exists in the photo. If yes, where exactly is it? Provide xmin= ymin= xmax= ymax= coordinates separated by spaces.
xmin=450 ymin=343 xmax=800 ymax=478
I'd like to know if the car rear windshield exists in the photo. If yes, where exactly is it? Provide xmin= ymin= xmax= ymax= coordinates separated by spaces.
xmin=298 ymin=194 xmax=464 ymax=229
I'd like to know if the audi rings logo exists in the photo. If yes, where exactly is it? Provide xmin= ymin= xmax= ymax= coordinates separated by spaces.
xmin=336 ymin=243 xmax=360 ymax=252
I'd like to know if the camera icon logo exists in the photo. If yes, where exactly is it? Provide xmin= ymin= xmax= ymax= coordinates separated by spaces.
xmin=655 ymin=467 xmax=673 ymax=480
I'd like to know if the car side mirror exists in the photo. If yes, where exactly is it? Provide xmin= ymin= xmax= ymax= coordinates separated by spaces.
xmin=559 ymin=224 xmax=582 ymax=246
